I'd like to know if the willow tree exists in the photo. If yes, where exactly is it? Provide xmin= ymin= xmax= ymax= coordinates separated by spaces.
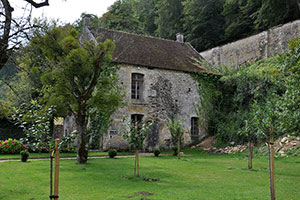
xmin=24 ymin=26 xmax=115 ymax=164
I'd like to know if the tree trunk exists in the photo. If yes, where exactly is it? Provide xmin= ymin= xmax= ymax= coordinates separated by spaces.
xmin=76 ymin=123 xmax=88 ymax=164
xmin=268 ymin=126 xmax=276 ymax=200
xmin=136 ymin=149 xmax=139 ymax=177
xmin=177 ymin=137 xmax=181 ymax=160
xmin=248 ymin=140 xmax=253 ymax=169
xmin=76 ymin=105 xmax=88 ymax=164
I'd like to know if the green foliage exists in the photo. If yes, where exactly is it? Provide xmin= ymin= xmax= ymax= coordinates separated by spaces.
xmin=86 ymin=64 xmax=123 ymax=150
xmin=166 ymin=118 xmax=184 ymax=147
xmin=0 ymin=138 xmax=24 ymax=154
xmin=202 ymin=36 xmax=300 ymax=146
xmin=59 ymin=134 xmax=77 ymax=153
xmin=88 ymin=0 xmax=300 ymax=52
xmin=11 ymin=100 xmax=55 ymax=151
xmin=192 ymin=63 xmax=222 ymax=135
xmin=254 ymin=0 xmax=300 ymax=31
xmin=154 ymin=0 xmax=183 ymax=40
xmin=20 ymin=149 xmax=29 ymax=162
xmin=135 ymin=0 xmax=157 ymax=36
xmin=153 ymin=148 xmax=160 ymax=157
xmin=108 ymin=149 xmax=117 ymax=158
xmin=172 ymin=146 xmax=178 ymax=156
xmin=100 ymin=0 xmax=142 ymax=34
xmin=182 ymin=0 xmax=225 ymax=51
xmin=122 ymin=120 xmax=154 ymax=149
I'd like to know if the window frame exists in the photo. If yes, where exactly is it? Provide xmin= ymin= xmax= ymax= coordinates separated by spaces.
xmin=131 ymin=73 xmax=144 ymax=100
xmin=191 ymin=117 xmax=199 ymax=135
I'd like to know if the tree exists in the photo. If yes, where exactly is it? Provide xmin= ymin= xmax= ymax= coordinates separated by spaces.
xmin=167 ymin=117 xmax=184 ymax=160
xmin=21 ymin=26 xmax=116 ymax=164
xmin=0 ymin=0 xmax=50 ymax=71
xmin=135 ymin=0 xmax=157 ymax=36
xmin=100 ymin=0 xmax=142 ymax=34
xmin=182 ymin=0 xmax=225 ymax=51
xmin=251 ymin=97 xmax=280 ymax=200
xmin=11 ymin=99 xmax=55 ymax=152
xmin=123 ymin=120 xmax=154 ymax=177
xmin=254 ymin=0 xmax=300 ymax=31
xmin=154 ymin=0 xmax=183 ymax=40
xmin=222 ymin=0 xmax=260 ymax=42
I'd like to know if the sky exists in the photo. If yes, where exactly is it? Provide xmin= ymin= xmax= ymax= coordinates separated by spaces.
xmin=10 ymin=0 xmax=118 ymax=24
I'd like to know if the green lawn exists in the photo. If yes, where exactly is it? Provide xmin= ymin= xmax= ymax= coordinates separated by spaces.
xmin=0 ymin=150 xmax=299 ymax=200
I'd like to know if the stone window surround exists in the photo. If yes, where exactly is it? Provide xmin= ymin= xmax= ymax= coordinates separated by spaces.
xmin=191 ymin=117 xmax=199 ymax=135
xmin=131 ymin=73 xmax=144 ymax=100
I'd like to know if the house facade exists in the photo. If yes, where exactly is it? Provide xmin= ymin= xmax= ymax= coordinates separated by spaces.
xmin=79 ymin=18 xmax=207 ymax=151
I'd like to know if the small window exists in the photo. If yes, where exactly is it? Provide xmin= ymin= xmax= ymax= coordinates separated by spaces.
xmin=131 ymin=73 xmax=144 ymax=99
xmin=131 ymin=114 xmax=143 ymax=125
xmin=191 ymin=117 xmax=199 ymax=135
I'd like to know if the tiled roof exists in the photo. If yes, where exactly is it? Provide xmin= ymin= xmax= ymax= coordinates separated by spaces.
xmin=90 ymin=28 xmax=206 ymax=73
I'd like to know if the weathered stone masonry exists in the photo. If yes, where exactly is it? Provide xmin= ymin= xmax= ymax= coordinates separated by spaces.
xmin=200 ymin=20 xmax=300 ymax=67
xmin=103 ymin=65 xmax=203 ymax=151
xmin=79 ymin=17 xmax=207 ymax=151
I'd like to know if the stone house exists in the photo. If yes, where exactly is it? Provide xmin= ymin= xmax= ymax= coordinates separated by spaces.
xmin=78 ymin=18 xmax=207 ymax=151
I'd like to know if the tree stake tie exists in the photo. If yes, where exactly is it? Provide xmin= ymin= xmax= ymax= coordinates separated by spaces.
xmin=49 ymin=139 xmax=60 ymax=200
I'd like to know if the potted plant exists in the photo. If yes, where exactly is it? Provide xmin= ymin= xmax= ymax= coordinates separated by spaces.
xmin=154 ymin=148 xmax=160 ymax=157
xmin=108 ymin=149 xmax=117 ymax=158
xmin=20 ymin=150 xmax=29 ymax=162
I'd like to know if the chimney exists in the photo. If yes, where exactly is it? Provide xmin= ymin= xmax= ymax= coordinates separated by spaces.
xmin=176 ymin=33 xmax=184 ymax=43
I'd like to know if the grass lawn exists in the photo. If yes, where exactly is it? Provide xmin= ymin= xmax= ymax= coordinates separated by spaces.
xmin=0 ymin=150 xmax=299 ymax=200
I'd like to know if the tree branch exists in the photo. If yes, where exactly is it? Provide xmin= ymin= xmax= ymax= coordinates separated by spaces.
xmin=23 ymin=0 xmax=49 ymax=8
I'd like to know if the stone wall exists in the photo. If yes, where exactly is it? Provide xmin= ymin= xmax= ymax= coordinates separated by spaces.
xmin=200 ymin=20 xmax=300 ymax=67
xmin=103 ymin=65 xmax=206 ymax=151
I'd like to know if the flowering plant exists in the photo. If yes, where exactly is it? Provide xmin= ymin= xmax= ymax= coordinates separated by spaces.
xmin=0 ymin=138 xmax=24 ymax=154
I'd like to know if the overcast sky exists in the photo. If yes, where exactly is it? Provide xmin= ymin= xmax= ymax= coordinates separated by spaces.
xmin=10 ymin=0 xmax=118 ymax=24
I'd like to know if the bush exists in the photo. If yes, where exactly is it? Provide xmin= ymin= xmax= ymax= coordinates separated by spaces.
xmin=20 ymin=150 xmax=29 ymax=162
xmin=108 ymin=149 xmax=117 ymax=158
xmin=0 ymin=138 xmax=24 ymax=154
xmin=172 ymin=146 xmax=178 ymax=156
xmin=154 ymin=148 xmax=160 ymax=157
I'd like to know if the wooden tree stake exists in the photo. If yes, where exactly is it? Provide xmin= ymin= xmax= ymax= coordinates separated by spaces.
xmin=269 ymin=126 xmax=276 ymax=200
xmin=136 ymin=149 xmax=140 ymax=177
xmin=54 ymin=139 xmax=60 ymax=200
xmin=248 ymin=140 xmax=253 ymax=169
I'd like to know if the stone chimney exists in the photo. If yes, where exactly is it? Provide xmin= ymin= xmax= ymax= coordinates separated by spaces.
xmin=176 ymin=33 xmax=184 ymax=43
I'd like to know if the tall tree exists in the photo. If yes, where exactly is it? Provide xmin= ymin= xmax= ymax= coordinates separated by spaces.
xmin=100 ymin=0 xmax=142 ymax=34
xmin=0 ymin=0 xmax=49 ymax=71
xmin=20 ymin=26 xmax=116 ymax=164
xmin=222 ymin=0 xmax=260 ymax=42
xmin=155 ymin=0 xmax=183 ymax=40
xmin=182 ymin=0 xmax=225 ymax=51
xmin=254 ymin=0 xmax=300 ymax=31
xmin=135 ymin=0 xmax=157 ymax=36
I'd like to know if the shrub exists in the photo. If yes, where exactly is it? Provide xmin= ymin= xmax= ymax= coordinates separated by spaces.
xmin=20 ymin=150 xmax=29 ymax=162
xmin=108 ymin=149 xmax=117 ymax=158
xmin=60 ymin=134 xmax=77 ymax=153
xmin=154 ymin=148 xmax=160 ymax=157
xmin=0 ymin=138 xmax=24 ymax=154
xmin=172 ymin=146 xmax=178 ymax=156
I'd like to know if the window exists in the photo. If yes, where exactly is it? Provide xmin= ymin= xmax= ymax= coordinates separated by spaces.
xmin=191 ymin=117 xmax=199 ymax=135
xmin=131 ymin=73 xmax=144 ymax=99
xmin=131 ymin=114 xmax=143 ymax=125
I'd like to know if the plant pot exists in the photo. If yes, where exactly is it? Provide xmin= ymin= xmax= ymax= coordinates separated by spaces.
xmin=21 ymin=154 xmax=29 ymax=162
